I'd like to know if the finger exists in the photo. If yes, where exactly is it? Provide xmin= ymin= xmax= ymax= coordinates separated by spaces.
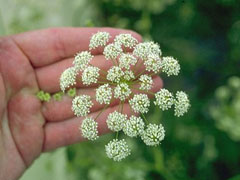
xmin=43 ymin=102 xmax=133 ymax=151
xmin=12 ymin=27 xmax=142 ymax=68
xmin=36 ymin=55 xmax=113 ymax=93
xmin=42 ymin=76 xmax=163 ymax=122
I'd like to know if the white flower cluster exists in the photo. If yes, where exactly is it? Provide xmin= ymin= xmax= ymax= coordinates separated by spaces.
xmin=73 ymin=51 xmax=93 ymax=71
xmin=141 ymin=123 xmax=165 ymax=146
xmin=107 ymin=111 xmax=127 ymax=132
xmin=82 ymin=66 xmax=100 ymax=85
xmin=129 ymin=94 xmax=150 ymax=113
xmin=60 ymin=67 xmax=77 ymax=92
xmin=174 ymin=91 xmax=190 ymax=117
xmin=89 ymin=31 xmax=110 ymax=50
xmin=59 ymin=31 xmax=190 ymax=161
xmin=105 ymin=139 xmax=131 ymax=161
xmin=81 ymin=117 xmax=98 ymax=140
xmin=96 ymin=84 xmax=112 ymax=105
xmin=72 ymin=95 xmax=93 ymax=117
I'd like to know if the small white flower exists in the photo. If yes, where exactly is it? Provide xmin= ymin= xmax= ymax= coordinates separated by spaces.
xmin=114 ymin=83 xmax=132 ymax=101
xmin=144 ymin=54 xmax=162 ymax=73
xmin=114 ymin=33 xmax=138 ymax=48
xmin=80 ymin=117 xmax=99 ymax=140
xmin=107 ymin=66 xmax=124 ymax=83
xmin=129 ymin=94 xmax=150 ymax=114
xmin=73 ymin=51 xmax=93 ymax=71
xmin=82 ymin=66 xmax=100 ymax=85
xmin=139 ymin=75 xmax=153 ymax=91
xmin=72 ymin=95 xmax=93 ymax=117
xmin=60 ymin=67 xmax=77 ymax=92
xmin=123 ymin=70 xmax=135 ymax=81
xmin=105 ymin=139 xmax=131 ymax=161
xmin=141 ymin=123 xmax=165 ymax=146
xmin=96 ymin=84 xmax=112 ymax=105
xmin=123 ymin=116 xmax=145 ymax=137
xmin=89 ymin=31 xmax=110 ymax=50
xmin=133 ymin=42 xmax=161 ymax=60
xmin=174 ymin=91 xmax=190 ymax=117
xmin=103 ymin=43 xmax=123 ymax=60
xmin=119 ymin=53 xmax=137 ymax=69
xmin=106 ymin=111 xmax=127 ymax=132
xmin=154 ymin=89 xmax=174 ymax=111
xmin=161 ymin=56 xmax=180 ymax=76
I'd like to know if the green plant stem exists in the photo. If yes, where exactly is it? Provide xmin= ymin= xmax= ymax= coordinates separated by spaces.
xmin=131 ymin=87 xmax=155 ymax=95
xmin=141 ymin=113 xmax=149 ymax=124
xmin=116 ymin=131 xmax=119 ymax=139
xmin=95 ymin=104 xmax=108 ymax=120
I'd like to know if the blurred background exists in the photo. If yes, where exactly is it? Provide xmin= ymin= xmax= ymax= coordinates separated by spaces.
xmin=1 ymin=0 xmax=240 ymax=179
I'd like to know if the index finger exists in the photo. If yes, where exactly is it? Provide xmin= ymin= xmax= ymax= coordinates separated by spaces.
xmin=12 ymin=27 xmax=142 ymax=68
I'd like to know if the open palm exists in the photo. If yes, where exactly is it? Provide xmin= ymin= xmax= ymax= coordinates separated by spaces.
xmin=0 ymin=27 xmax=162 ymax=180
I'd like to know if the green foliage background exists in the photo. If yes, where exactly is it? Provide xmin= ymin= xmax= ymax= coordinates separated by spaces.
xmin=1 ymin=0 xmax=240 ymax=179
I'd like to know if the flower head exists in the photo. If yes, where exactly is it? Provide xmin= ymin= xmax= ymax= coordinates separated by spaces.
xmin=144 ymin=54 xmax=162 ymax=73
xmin=105 ymin=139 xmax=131 ymax=161
xmin=107 ymin=111 xmax=127 ymax=132
xmin=129 ymin=94 xmax=150 ymax=114
xmin=161 ymin=56 xmax=180 ymax=76
xmin=123 ymin=70 xmax=135 ymax=81
xmin=119 ymin=53 xmax=137 ymax=69
xmin=58 ymin=31 xmax=190 ymax=161
xmin=114 ymin=33 xmax=138 ymax=48
xmin=103 ymin=43 xmax=123 ymax=60
xmin=81 ymin=117 xmax=99 ymax=140
xmin=72 ymin=95 xmax=93 ymax=117
xmin=82 ymin=66 xmax=100 ymax=85
xmin=107 ymin=66 xmax=124 ymax=83
xmin=174 ymin=91 xmax=190 ymax=117
xmin=96 ymin=84 xmax=112 ymax=105
xmin=133 ymin=42 xmax=161 ymax=60
xmin=73 ymin=51 xmax=93 ymax=71
xmin=141 ymin=123 xmax=165 ymax=146
xmin=60 ymin=67 xmax=77 ymax=92
xmin=114 ymin=83 xmax=132 ymax=101
xmin=139 ymin=75 xmax=153 ymax=91
xmin=154 ymin=89 xmax=174 ymax=111
xmin=123 ymin=116 xmax=145 ymax=137
xmin=89 ymin=31 xmax=110 ymax=50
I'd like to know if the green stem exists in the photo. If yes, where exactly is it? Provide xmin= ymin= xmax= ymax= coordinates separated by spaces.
xmin=131 ymin=87 xmax=155 ymax=95
xmin=95 ymin=104 xmax=109 ymax=120
xmin=141 ymin=113 xmax=149 ymax=124
xmin=116 ymin=131 xmax=119 ymax=139
xmin=121 ymin=101 xmax=124 ymax=113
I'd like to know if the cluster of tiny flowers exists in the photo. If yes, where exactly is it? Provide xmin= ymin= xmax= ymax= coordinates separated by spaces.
xmin=123 ymin=116 xmax=145 ymax=137
xmin=96 ymin=84 xmax=112 ymax=105
xmin=139 ymin=75 xmax=153 ymax=91
xmin=174 ymin=91 xmax=190 ymax=117
xmin=59 ymin=31 xmax=190 ymax=161
xmin=141 ymin=124 xmax=165 ymax=146
xmin=129 ymin=94 xmax=150 ymax=113
xmin=105 ymin=139 xmax=131 ymax=161
xmin=73 ymin=51 xmax=93 ymax=71
xmin=72 ymin=95 xmax=93 ymax=117
xmin=82 ymin=66 xmax=100 ymax=85
xmin=107 ymin=111 xmax=127 ymax=132
xmin=81 ymin=117 xmax=99 ymax=140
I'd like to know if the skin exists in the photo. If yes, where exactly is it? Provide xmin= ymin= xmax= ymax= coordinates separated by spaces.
xmin=0 ymin=27 xmax=163 ymax=180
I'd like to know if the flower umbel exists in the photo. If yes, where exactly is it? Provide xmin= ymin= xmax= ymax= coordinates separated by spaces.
xmin=105 ymin=139 xmax=131 ymax=161
xmin=81 ymin=117 xmax=99 ymax=141
xmin=58 ymin=31 xmax=190 ymax=161
xmin=72 ymin=95 xmax=93 ymax=117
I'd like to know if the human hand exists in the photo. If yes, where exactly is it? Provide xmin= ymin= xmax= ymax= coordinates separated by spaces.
xmin=0 ymin=27 xmax=162 ymax=180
